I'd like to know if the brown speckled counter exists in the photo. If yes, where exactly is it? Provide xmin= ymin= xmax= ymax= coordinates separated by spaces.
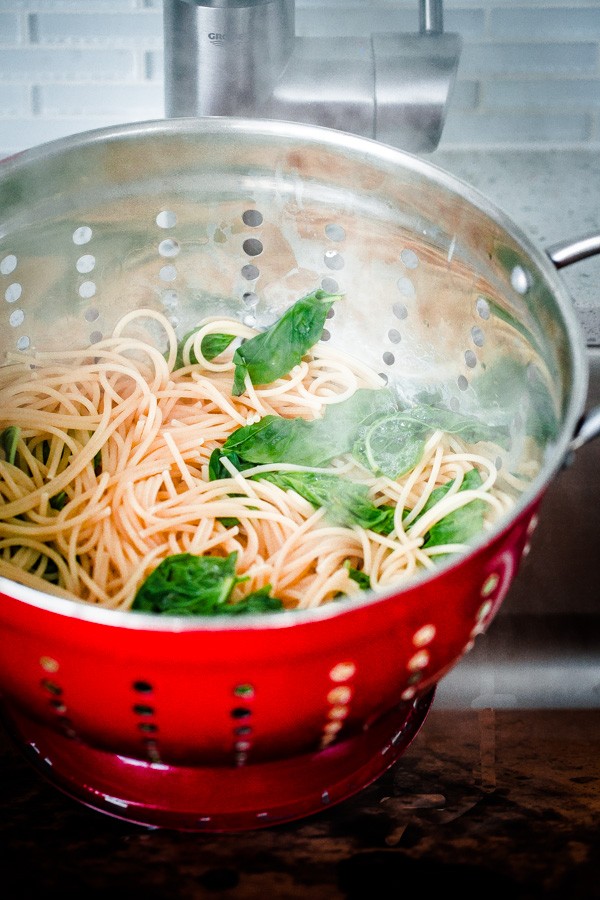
xmin=2 ymin=707 xmax=599 ymax=899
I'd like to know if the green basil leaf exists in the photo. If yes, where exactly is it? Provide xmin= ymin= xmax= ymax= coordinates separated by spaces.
xmin=49 ymin=490 xmax=67 ymax=511
xmin=172 ymin=329 xmax=236 ymax=370
xmin=132 ymin=552 xmax=243 ymax=615
xmin=359 ymin=412 xmax=428 ymax=479
xmin=216 ymin=387 xmax=397 ymax=471
xmin=218 ymin=585 xmax=285 ymax=615
xmin=219 ymin=416 xmax=302 ymax=465
xmin=344 ymin=561 xmax=371 ymax=591
xmin=0 ymin=426 xmax=20 ymax=465
xmin=399 ymin=404 xmax=511 ymax=449
xmin=217 ymin=516 xmax=240 ymax=528
xmin=201 ymin=333 xmax=237 ymax=362
xmin=471 ymin=356 xmax=559 ymax=446
xmin=232 ymin=289 xmax=341 ymax=396
xmin=256 ymin=470 xmax=396 ymax=535
xmin=208 ymin=447 xmax=255 ymax=480
xmin=421 ymin=468 xmax=486 ymax=551
xmin=355 ymin=402 xmax=512 ymax=481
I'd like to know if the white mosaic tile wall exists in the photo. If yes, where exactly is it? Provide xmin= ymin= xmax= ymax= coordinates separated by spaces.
xmin=0 ymin=0 xmax=598 ymax=157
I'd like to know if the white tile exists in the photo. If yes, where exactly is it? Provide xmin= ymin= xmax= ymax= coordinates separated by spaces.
xmin=485 ymin=79 xmax=600 ymax=109
xmin=0 ymin=83 xmax=30 ymax=115
xmin=460 ymin=41 xmax=598 ymax=75
xmin=0 ymin=47 xmax=135 ymax=79
xmin=439 ymin=108 xmax=590 ymax=145
xmin=33 ymin=11 xmax=162 ymax=44
xmin=40 ymin=82 xmax=164 ymax=116
xmin=0 ymin=12 xmax=20 ymax=41
xmin=490 ymin=7 xmax=600 ymax=40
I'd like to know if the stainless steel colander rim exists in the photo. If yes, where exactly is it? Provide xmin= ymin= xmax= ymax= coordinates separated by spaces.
xmin=0 ymin=116 xmax=589 ymax=630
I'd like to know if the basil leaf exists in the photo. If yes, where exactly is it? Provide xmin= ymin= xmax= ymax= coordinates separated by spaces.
xmin=132 ymin=552 xmax=284 ymax=615
xmin=256 ymin=470 xmax=396 ymax=535
xmin=523 ymin=369 xmax=560 ymax=444
xmin=215 ymin=388 xmax=397 ymax=472
xmin=0 ymin=426 xmax=20 ymax=465
xmin=232 ymin=289 xmax=341 ymax=396
xmin=471 ymin=356 xmax=559 ymax=445
xmin=219 ymin=585 xmax=285 ymax=615
xmin=399 ymin=404 xmax=511 ymax=449
xmin=208 ymin=447 xmax=255 ymax=480
xmin=218 ymin=416 xmax=304 ymax=465
xmin=325 ymin=387 xmax=399 ymax=467
xmin=344 ymin=561 xmax=371 ymax=591
xmin=132 ymin=552 xmax=243 ymax=615
xmin=359 ymin=412 xmax=429 ymax=479
xmin=49 ymin=491 xmax=67 ymax=511
xmin=420 ymin=468 xmax=486 ymax=550
xmin=355 ymin=402 xmax=511 ymax=481
xmin=172 ymin=329 xmax=236 ymax=371
xmin=201 ymin=333 xmax=236 ymax=361
xmin=217 ymin=516 xmax=240 ymax=528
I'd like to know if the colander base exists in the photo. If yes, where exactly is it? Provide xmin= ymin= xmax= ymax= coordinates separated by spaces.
xmin=2 ymin=690 xmax=434 ymax=832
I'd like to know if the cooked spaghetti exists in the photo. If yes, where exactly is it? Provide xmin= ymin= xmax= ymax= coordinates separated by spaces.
xmin=0 ymin=303 xmax=532 ymax=613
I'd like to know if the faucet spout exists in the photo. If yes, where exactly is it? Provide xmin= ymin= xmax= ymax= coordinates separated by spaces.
xmin=163 ymin=0 xmax=461 ymax=153
xmin=164 ymin=0 xmax=295 ymax=117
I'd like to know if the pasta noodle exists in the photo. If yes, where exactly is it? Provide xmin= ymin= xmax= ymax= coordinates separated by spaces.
xmin=0 ymin=308 xmax=527 ymax=612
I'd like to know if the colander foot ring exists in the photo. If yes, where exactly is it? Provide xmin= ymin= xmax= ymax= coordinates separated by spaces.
xmin=2 ymin=689 xmax=434 ymax=832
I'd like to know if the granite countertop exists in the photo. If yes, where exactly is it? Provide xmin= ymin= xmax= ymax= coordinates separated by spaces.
xmin=1 ymin=146 xmax=599 ymax=898
xmin=2 ymin=707 xmax=599 ymax=899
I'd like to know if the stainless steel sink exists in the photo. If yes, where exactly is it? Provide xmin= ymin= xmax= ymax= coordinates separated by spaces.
xmin=436 ymin=347 xmax=600 ymax=710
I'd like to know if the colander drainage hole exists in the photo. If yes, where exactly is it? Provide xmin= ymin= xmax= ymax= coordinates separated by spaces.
xmin=242 ymin=291 xmax=258 ymax=308
xmin=241 ymin=264 xmax=259 ymax=282
xmin=76 ymin=254 xmax=95 ymax=274
xmin=400 ymin=627 xmax=435 ymax=701
xmin=133 ymin=703 xmax=155 ymax=717
xmin=159 ymin=265 xmax=177 ymax=283
xmin=242 ymin=209 xmax=263 ymax=228
xmin=0 ymin=253 xmax=17 ymax=275
xmin=39 ymin=674 xmax=77 ymax=739
xmin=476 ymin=296 xmax=490 ymax=320
xmin=321 ymin=277 xmax=339 ymax=294
xmin=324 ymin=223 xmax=345 ymax=242
xmin=400 ymin=248 xmax=419 ymax=269
xmin=156 ymin=210 xmax=177 ymax=229
xmin=158 ymin=239 xmax=180 ymax=259
xmin=132 ymin=680 xmax=161 ymax=761
xmin=324 ymin=250 xmax=344 ymax=271
xmin=231 ymin=683 xmax=254 ymax=765
xmin=4 ymin=282 xmax=21 ymax=303
xmin=243 ymin=238 xmax=263 ymax=257
xmin=320 ymin=661 xmax=356 ymax=749
xmin=40 ymin=677 xmax=62 ymax=696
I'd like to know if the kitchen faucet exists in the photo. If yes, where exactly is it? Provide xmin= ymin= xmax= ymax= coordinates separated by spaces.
xmin=163 ymin=0 xmax=462 ymax=153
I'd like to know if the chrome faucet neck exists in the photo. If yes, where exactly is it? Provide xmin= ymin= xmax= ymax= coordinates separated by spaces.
xmin=163 ymin=0 xmax=461 ymax=153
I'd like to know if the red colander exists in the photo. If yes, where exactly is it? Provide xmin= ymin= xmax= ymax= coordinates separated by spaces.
xmin=0 ymin=118 xmax=596 ymax=831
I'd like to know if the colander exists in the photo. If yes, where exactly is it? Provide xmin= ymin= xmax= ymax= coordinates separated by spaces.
xmin=0 ymin=118 xmax=598 ymax=833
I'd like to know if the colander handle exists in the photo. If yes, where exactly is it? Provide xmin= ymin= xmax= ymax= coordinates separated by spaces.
xmin=569 ymin=407 xmax=600 ymax=453
xmin=546 ymin=233 xmax=600 ymax=269
xmin=546 ymin=232 xmax=600 ymax=453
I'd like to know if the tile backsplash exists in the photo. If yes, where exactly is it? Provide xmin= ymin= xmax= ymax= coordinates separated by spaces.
xmin=0 ymin=0 xmax=598 ymax=157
